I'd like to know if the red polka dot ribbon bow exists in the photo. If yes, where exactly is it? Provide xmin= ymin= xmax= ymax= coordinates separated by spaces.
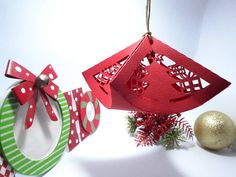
xmin=5 ymin=60 xmax=59 ymax=129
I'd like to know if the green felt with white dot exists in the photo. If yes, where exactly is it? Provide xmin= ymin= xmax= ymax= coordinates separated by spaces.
xmin=0 ymin=91 xmax=70 ymax=176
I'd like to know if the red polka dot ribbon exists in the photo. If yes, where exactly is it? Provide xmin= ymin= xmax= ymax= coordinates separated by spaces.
xmin=64 ymin=88 xmax=89 ymax=152
xmin=5 ymin=60 xmax=59 ymax=129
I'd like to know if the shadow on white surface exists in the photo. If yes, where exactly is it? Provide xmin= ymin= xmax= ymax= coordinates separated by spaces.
xmin=76 ymin=148 xmax=185 ymax=177
xmin=201 ymin=141 xmax=236 ymax=157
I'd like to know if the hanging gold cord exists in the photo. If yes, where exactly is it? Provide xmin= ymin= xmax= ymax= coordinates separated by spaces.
xmin=145 ymin=0 xmax=153 ymax=44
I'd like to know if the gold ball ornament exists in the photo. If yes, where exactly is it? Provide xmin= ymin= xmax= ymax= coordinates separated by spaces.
xmin=194 ymin=111 xmax=236 ymax=150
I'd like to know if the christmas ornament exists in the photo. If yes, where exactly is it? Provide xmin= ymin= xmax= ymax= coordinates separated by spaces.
xmin=64 ymin=89 xmax=100 ymax=152
xmin=1 ymin=60 xmax=70 ymax=175
xmin=5 ymin=60 xmax=59 ymax=129
xmin=194 ymin=111 xmax=236 ymax=150
xmin=83 ymin=0 xmax=230 ymax=114
xmin=80 ymin=91 xmax=100 ymax=134
xmin=0 ymin=153 xmax=15 ymax=177
xmin=127 ymin=112 xmax=194 ymax=149
xmin=0 ymin=60 xmax=101 ymax=175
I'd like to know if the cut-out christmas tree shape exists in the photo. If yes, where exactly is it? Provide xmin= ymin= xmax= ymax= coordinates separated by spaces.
xmin=83 ymin=35 xmax=230 ymax=114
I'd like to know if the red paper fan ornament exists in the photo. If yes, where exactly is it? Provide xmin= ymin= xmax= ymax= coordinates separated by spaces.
xmin=83 ymin=0 xmax=230 ymax=114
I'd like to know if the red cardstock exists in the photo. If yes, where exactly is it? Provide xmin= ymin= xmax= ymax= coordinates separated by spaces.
xmin=5 ymin=60 xmax=59 ymax=129
xmin=0 ymin=154 xmax=15 ymax=177
xmin=80 ymin=91 xmax=100 ymax=134
xmin=64 ymin=89 xmax=101 ymax=152
xmin=83 ymin=35 xmax=231 ymax=114
xmin=64 ymin=88 xmax=89 ymax=152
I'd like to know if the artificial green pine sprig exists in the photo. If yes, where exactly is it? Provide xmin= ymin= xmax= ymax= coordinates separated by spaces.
xmin=127 ymin=115 xmax=137 ymax=135
xmin=161 ymin=127 xmax=186 ymax=150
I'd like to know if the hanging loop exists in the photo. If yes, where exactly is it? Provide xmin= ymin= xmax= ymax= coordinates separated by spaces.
xmin=144 ymin=0 xmax=153 ymax=44
xmin=146 ymin=0 xmax=151 ymax=33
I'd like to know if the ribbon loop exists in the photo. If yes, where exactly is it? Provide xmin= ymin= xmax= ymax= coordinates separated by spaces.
xmin=5 ymin=60 xmax=36 ymax=82
xmin=40 ymin=64 xmax=58 ymax=81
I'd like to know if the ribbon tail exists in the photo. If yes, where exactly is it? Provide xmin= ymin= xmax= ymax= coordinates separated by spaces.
xmin=25 ymin=93 xmax=37 ymax=129
xmin=40 ymin=92 xmax=58 ymax=121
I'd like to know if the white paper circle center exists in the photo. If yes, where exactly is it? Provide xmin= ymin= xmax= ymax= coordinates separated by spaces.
xmin=14 ymin=95 xmax=62 ymax=160
xmin=86 ymin=101 xmax=95 ymax=122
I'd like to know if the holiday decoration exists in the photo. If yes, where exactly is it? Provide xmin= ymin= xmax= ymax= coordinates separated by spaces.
xmin=161 ymin=127 xmax=187 ymax=150
xmin=64 ymin=88 xmax=88 ymax=152
xmin=127 ymin=112 xmax=194 ymax=149
xmin=0 ymin=154 xmax=15 ymax=177
xmin=80 ymin=91 xmax=100 ymax=134
xmin=83 ymin=0 xmax=231 ymax=150
xmin=83 ymin=15 xmax=230 ymax=115
xmin=0 ymin=60 xmax=101 ymax=176
xmin=5 ymin=60 xmax=59 ymax=129
xmin=194 ymin=111 xmax=236 ymax=150
xmin=0 ymin=88 xmax=69 ymax=176
xmin=64 ymin=89 xmax=100 ymax=152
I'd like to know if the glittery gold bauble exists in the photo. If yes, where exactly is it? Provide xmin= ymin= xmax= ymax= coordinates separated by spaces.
xmin=194 ymin=111 xmax=236 ymax=150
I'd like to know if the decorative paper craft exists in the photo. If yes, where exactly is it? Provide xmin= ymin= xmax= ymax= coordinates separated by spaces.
xmin=83 ymin=35 xmax=231 ymax=114
xmin=64 ymin=89 xmax=100 ymax=151
xmin=0 ymin=60 xmax=70 ymax=176
xmin=5 ymin=60 xmax=59 ymax=129
xmin=80 ymin=91 xmax=100 ymax=134
xmin=64 ymin=88 xmax=89 ymax=152
xmin=0 ymin=60 xmax=102 ymax=176
xmin=0 ymin=154 xmax=15 ymax=177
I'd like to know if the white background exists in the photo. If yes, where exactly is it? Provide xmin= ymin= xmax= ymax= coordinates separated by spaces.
xmin=0 ymin=0 xmax=236 ymax=177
